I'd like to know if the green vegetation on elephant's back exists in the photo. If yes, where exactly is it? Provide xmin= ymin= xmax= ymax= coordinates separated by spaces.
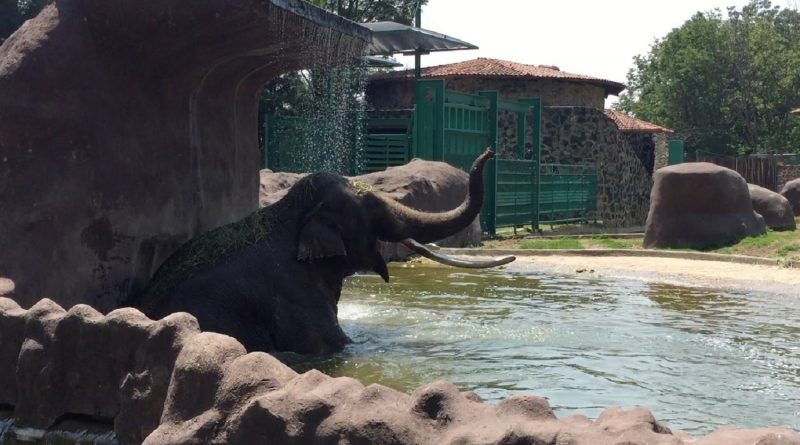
xmin=134 ymin=175 xmax=337 ymax=309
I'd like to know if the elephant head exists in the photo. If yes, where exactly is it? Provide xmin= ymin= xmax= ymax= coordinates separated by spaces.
xmin=129 ymin=149 xmax=513 ymax=354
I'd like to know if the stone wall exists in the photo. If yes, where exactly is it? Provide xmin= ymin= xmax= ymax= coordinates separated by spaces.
xmin=778 ymin=165 xmax=800 ymax=191
xmin=653 ymin=133 xmax=670 ymax=173
xmin=539 ymin=107 xmax=652 ymax=228
xmin=2 ymin=296 xmax=798 ymax=445
xmin=622 ymin=132 xmax=656 ymax=177
xmin=367 ymin=77 xmax=607 ymax=110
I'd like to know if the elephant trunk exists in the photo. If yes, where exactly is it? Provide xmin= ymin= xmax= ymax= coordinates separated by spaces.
xmin=370 ymin=148 xmax=493 ymax=244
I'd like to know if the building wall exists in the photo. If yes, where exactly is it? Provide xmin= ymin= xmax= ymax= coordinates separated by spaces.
xmin=622 ymin=132 xmax=656 ymax=177
xmin=367 ymin=77 xmax=607 ymax=110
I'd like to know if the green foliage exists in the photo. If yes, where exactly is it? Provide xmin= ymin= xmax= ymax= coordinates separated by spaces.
xmin=308 ymin=0 xmax=425 ymax=25
xmin=617 ymin=0 xmax=800 ymax=157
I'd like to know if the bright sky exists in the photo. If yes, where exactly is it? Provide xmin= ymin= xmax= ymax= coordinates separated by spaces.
xmin=397 ymin=0 xmax=793 ymax=107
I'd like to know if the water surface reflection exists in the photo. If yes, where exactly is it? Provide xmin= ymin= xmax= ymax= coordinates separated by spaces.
xmin=284 ymin=263 xmax=800 ymax=434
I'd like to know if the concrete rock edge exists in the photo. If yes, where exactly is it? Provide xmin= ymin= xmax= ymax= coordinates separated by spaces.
xmin=1 ymin=296 xmax=799 ymax=445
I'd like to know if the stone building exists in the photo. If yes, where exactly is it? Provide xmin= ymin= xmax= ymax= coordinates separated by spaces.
xmin=366 ymin=57 xmax=672 ymax=228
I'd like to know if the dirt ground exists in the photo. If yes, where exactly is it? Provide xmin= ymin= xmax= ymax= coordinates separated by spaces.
xmin=498 ymin=255 xmax=800 ymax=297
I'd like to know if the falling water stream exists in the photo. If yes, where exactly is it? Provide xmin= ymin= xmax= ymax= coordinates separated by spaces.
xmin=283 ymin=262 xmax=800 ymax=434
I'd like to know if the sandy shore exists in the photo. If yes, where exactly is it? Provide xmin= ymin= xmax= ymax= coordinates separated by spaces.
xmin=497 ymin=254 xmax=800 ymax=297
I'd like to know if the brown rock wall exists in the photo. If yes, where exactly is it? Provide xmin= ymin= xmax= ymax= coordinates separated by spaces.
xmin=0 ymin=0 xmax=369 ymax=312
xmin=0 ymin=297 xmax=199 ymax=444
xmin=1 ymin=296 xmax=799 ymax=445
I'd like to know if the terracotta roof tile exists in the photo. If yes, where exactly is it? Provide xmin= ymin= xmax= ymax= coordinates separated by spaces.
xmin=604 ymin=109 xmax=673 ymax=134
xmin=370 ymin=57 xmax=626 ymax=95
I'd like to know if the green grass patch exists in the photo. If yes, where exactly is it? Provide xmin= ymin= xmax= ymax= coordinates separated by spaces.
xmin=488 ymin=217 xmax=800 ymax=261
xmin=518 ymin=238 xmax=584 ymax=250
xmin=596 ymin=237 xmax=639 ymax=249
xmin=714 ymin=227 xmax=800 ymax=257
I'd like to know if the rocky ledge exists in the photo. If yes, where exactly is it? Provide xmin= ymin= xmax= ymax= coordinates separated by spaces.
xmin=1 ymin=297 xmax=798 ymax=445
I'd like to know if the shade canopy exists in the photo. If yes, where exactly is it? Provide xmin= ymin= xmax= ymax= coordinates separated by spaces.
xmin=362 ymin=21 xmax=478 ymax=56
xmin=362 ymin=55 xmax=404 ymax=68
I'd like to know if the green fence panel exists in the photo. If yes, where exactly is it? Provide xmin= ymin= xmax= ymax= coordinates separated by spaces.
xmin=360 ymin=117 xmax=413 ymax=174
xmin=361 ymin=134 xmax=410 ymax=173
xmin=495 ymin=159 xmax=536 ymax=228
xmin=539 ymin=164 xmax=597 ymax=224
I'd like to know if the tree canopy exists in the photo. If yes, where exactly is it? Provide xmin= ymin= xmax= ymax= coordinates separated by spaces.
xmin=308 ymin=0 xmax=423 ymax=25
xmin=617 ymin=0 xmax=800 ymax=156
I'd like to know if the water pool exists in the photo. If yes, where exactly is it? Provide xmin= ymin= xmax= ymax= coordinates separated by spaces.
xmin=284 ymin=262 xmax=800 ymax=434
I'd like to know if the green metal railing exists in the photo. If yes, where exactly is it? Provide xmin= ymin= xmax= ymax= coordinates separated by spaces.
xmin=495 ymin=159 xmax=536 ymax=229
xmin=538 ymin=163 xmax=598 ymax=224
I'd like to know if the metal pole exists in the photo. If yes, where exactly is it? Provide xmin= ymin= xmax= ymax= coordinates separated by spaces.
xmin=415 ymin=0 xmax=422 ymax=80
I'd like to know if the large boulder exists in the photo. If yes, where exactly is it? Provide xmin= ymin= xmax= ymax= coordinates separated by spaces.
xmin=259 ymin=159 xmax=482 ymax=259
xmin=748 ymin=184 xmax=796 ymax=231
xmin=644 ymin=162 xmax=766 ymax=249
xmin=780 ymin=178 xmax=800 ymax=216
xmin=0 ymin=0 xmax=369 ymax=312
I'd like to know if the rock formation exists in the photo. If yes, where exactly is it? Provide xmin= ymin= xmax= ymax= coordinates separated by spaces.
xmin=748 ymin=183 xmax=796 ymax=231
xmin=0 ymin=0 xmax=369 ymax=313
xmin=2 ymin=297 xmax=799 ymax=445
xmin=644 ymin=162 xmax=766 ymax=249
xmin=259 ymin=159 xmax=482 ymax=260
xmin=780 ymin=178 xmax=800 ymax=216
xmin=0 ymin=297 xmax=200 ymax=444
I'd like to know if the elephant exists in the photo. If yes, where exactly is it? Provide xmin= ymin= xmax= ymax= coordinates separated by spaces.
xmin=126 ymin=149 xmax=513 ymax=354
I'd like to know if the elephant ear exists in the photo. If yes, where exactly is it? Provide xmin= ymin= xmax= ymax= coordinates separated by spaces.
xmin=297 ymin=202 xmax=347 ymax=262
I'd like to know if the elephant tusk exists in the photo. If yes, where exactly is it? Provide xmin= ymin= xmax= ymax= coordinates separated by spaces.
xmin=401 ymin=239 xmax=516 ymax=268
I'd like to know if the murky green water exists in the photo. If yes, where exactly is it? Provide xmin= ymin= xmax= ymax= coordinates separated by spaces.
xmin=284 ymin=262 xmax=800 ymax=434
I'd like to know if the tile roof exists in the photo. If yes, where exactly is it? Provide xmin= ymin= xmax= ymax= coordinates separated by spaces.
xmin=604 ymin=109 xmax=673 ymax=134
xmin=370 ymin=57 xmax=626 ymax=95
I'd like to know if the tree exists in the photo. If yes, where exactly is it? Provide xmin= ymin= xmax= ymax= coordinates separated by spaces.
xmin=617 ymin=0 xmax=800 ymax=156
xmin=308 ymin=0 xmax=423 ymax=25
